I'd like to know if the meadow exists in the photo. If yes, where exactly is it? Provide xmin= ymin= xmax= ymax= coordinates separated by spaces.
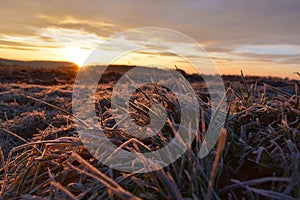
xmin=0 ymin=64 xmax=299 ymax=199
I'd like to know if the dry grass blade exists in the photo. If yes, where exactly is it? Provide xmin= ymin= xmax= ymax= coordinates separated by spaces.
xmin=71 ymin=152 xmax=141 ymax=200
xmin=50 ymin=182 xmax=77 ymax=200
xmin=167 ymin=118 xmax=188 ymax=150
xmin=199 ymin=88 xmax=230 ymax=158
xmin=124 ymin=74 xmax=153 ymax=102
xmin=30 ymin=147 xmax=47 ymax=191
xmin=104 ymin=138 xmax=151 ymax=163
xmin=0 ymin=146 xmax=5 ymax=167
xmin=201 ymin=108 xmax=206 ymax=141
xmin=206 ymin=128 xmax=227 ymax=200
xmin=0 ymin=128 xmax=29 ymax=144
xmin=47 ymin=167 xmax=59 ymax=198
xmin=240 ymin=70 xmax=250 ymax=97
xmin=219 ymin=177 xmax=291 ymax=193
xmin=264 ymin=83 xmax=293 ymax=98
xmin=1 ymin=139 xmax=77 ymax=156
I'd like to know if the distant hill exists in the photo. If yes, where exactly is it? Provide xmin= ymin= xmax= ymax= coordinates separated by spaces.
xmin=0 ymin=58 xmax=78 ymax=69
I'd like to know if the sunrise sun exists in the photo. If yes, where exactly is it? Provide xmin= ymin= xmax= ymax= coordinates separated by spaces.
xmin=62 ymin=46 xmax=92 ymax=67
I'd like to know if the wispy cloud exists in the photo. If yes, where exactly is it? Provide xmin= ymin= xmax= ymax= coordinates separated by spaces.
xmin=0 ymin=0 xmax=299 ymax=77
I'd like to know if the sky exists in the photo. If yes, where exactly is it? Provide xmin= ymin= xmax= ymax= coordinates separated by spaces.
xmin=0 ymin=0 xmax=300 ymax=78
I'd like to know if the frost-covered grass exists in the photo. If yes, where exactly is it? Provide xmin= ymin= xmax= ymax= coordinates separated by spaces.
xmin=0 ymin=66 xmax=299 ymax=199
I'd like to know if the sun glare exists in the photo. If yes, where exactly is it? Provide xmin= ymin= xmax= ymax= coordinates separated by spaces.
xmin=62 ymin=46 xmax=92 ymax=67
